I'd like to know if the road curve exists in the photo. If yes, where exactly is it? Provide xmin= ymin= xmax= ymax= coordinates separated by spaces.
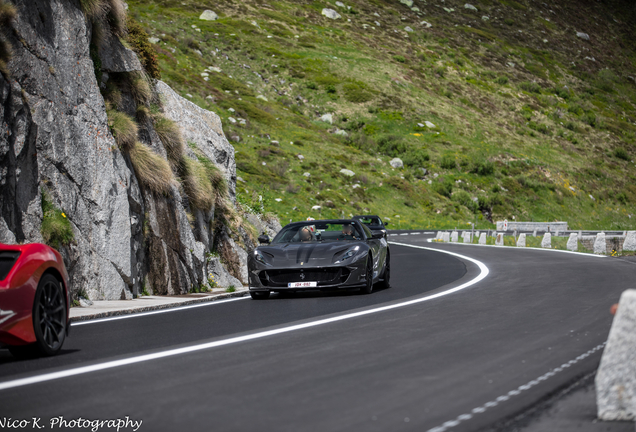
xmin=0 ymin=233 xmax=633 ymax=432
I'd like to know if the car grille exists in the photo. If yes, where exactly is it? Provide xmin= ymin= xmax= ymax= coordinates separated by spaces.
xmin=261 ymin=268 xmax=350 ymax=287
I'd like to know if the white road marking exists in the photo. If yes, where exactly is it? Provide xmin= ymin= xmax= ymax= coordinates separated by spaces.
xmin=426 ymin=343 xmax=607 ymax=432
xmin=71 ymin=297 xmax=251 ymax=326
xmin=425 ymin=238 xmax=606 ymax=258
xmin=0 ymin=243 xmax=489 ymax=391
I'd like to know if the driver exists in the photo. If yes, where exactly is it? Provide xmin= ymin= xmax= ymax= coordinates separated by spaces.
xmin=338 ymin=224 xmax=358 ymax=240
xmin=299 ymin=227 xmax=314 ymax=242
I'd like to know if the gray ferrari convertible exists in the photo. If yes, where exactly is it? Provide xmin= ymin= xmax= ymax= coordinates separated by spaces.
xmin=247 ymin=219 xmax=390 ymax=299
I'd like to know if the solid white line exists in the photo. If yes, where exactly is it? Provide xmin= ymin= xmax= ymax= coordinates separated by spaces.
xmin=426 ymin=343 xmax=607 ymax=432
xmin=425 ymin=239 xmax=606 ymax=258
xmin=71 ymin=297 xmax=250 ymax=326
xmin=0 ymin=243 xmax=489 ymax=391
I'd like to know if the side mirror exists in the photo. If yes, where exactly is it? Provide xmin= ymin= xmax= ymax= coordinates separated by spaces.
xmin=384 ymin=222 xmax=389 ymax=227
xmin=372 ymin=231 xmax=384 ymax=239
xmin=258 ymin=233 xmax=270 ymax=244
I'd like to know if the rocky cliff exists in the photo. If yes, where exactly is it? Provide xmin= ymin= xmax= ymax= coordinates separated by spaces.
xmin=0 ymin=0 xmax=279 ymax=300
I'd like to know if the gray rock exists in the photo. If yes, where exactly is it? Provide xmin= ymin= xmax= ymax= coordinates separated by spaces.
xmin=199 ymin=10 xmax=218 ymax=21
xmin=567 ymin=233 xmax=578 ymax=251
xmin=594 ymin=232 xmax=606 ymax=254
xmin=479 ymin=232 xmax=487 ymax=245
xmin=576 ymin=32 xmax=590 ymax=41
xmin=334 ymin=129 xmax=348 ymax=136
xmin=495 ymin=233 xmax=504 ymax=246
xmin=148 ymin=37 xmax=160 ymax=44
xmin=320 ymin=113 xmax=333 ymax=124
xmin=541 ymin=232 xmax=551 ymax=248
xmin=623 ymin=231 xmax=636 ymax=252
xmin=98 ymin=29 xmax=143 ymax=73
xmin=450 ymin=231 xmax=458 ymax=242
xmin=464 ymin=3 xmax=478 ymax=11
xmin=322 ymin=8 xmax=342 ymax=19
xmin=425 ymin=121 xmax=436 ymax=128
xmin=390 ymin=158 xmax=404 ymax=169
xmin=421 ymin=21 xmax=433 ymax=28
xmin=404 ymin=26 xmax=414 ymax=32
xmin=399 ymin=0 xmax=414 ymax=6
xmin=335 ymin=1 xmax=345 ymax=7
xmin=79 ymin=297 xmax=93 ymax=307
xmin=596 ymin=289 xmax=636 ymax=421
xmin=517 ymin=233 xmax=526 ymax=247
xmin=156 ymin=81 xmax=237 ymax=201
xmin=340 ymin=168 xmax=355 ymax=177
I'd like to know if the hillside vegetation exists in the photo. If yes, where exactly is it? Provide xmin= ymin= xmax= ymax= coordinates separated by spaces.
xmin=127 ymin=0 xmax=636 ymax=229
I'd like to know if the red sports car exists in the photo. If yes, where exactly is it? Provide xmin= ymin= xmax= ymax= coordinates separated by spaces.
xmin=0 ymin=242 xmax=70 ymax=357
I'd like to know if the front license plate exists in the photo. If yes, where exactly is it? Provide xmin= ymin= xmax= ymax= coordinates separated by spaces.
xmin=288 ymin=282 xmax=317 ymax=288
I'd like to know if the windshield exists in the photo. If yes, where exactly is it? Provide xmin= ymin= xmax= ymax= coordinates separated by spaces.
xmin=357 ymin=217 xmax=383 ymax=226
xmin=272 ymin=222 xmax=364 ymax=244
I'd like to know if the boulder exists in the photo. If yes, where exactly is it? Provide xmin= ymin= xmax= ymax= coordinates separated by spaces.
xmin=517 ymin=233 xmax=526 ymax=247
xmin=322 ymin=8 xmax=342 ymax=19
xmin=156 ymin=81 xmax=237 ymax=201
xmin=623 ymin=231 xmax=636 ymax=252
xmin=425 ymin=121 xmax=436 ymax=128
xmin=421 ymin=21 xmax=433 ymax=28
xmin=576 ymin=31 xmax=590 ymax=41
xmin=340 ymin=169 xmax=355 ymax=177
xmin=450 ymin=231 xmax=458 ymax=242
xmin=399 ymin=0 xmax=414 ymax=6
xmin=320 ymin=113 xmax=333 ymax=124
xmin=404 ymin=26 xmax=414 ymax=32
xmin=594 ymin=232 xmax=606 ymax=254
xmin=596 ymin=289 xmax=636 ymax=421
xmin=479 ymin=233 xmax=487 ymax=245
xmin=541 ymin=233 xmax=551 ymax=248
xmin=495 ymin=233 xmax=504 ymax=246
xmin=336 ymin=1 xmax=345 ymax=7
xmin=464 ymin=3 xmax=478 ymax=11
xmin=199 ymin=10 xmax=218 ymax=21
xmin=567 ymin=233 xmax=578 ymax=251
xmin=390 ymin=158 xmax=404 ymax=169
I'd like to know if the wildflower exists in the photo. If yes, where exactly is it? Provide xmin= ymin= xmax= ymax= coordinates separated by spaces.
xmin=61 ymin=213 xmax=66 ymax=218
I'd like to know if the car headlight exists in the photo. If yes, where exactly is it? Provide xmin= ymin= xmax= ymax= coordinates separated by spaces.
xmin=254 ymin=251 xmax=270 ymax=266
xmin=334 ymin=246 xmax=360 ymax=264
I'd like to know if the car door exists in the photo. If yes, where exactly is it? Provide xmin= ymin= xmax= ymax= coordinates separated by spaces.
xmin=360 ymin=224 xmax=385 ymax=277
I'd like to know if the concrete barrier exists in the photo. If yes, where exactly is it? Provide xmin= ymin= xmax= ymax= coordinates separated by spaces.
xmin=442 ymin=232 xmax=450 ymax=242
xmin=463 ymin=232 xmax=472 ymax=243
xmin=516 ymin=233 xmax=526 ymax=247
xmin=479 ymin=233 xmax=486 ymax=245
xmin=541 ymin=232 xmax=551 ymax=248
xmin=596 ymin=289 xmax=636 ymax=421
xmin=451 ymin=231 xmax=458 ymax=242
xmin=495 ymin=233 xmax=504 ymax=246
xmin=594 ymin=232 xmax=606 ymax=254
xmin=566 ymin=233 xmax=578 ymax=251
xmin=436 ymin=231 xmax=442 ymax=240
xmin=624 ymin=231 xmax=636 ymax=252
xmin=496 ymin=221 xmax=568 ymax=231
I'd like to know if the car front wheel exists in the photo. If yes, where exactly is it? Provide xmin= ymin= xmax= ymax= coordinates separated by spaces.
xmin=360 ymin=255 xmax=374 ymax=295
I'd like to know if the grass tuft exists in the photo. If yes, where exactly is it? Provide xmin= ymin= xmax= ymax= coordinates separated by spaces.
xmin=107 ymin=108 xmax=138 ymax=151
xmin=181 ymin=156 xmax=215 ymax=210
xmin=41 ymin=191 xmax=74 ymax=248
xmin=129 ymin=141 xmax=175 ymax=194
xmin=153 ymin=115 xmax=184 ymax=168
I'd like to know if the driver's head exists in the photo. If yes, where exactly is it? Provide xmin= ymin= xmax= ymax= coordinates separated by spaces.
xmin=300 ymin=227 xmax=312 ymax=241
xmin=343 ymin=224 xmax=354 ymax=235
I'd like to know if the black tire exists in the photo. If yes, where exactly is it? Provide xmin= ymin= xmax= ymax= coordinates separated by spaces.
xmin=378 ymin=252 xmax=391 ymax=289
xmin=360 ymin=254 xmax=374 ymax=295
xmin=250 ymin=290 xmax=270 ymax=300
xmin=11 ymin=274 xmax=67 ymax=358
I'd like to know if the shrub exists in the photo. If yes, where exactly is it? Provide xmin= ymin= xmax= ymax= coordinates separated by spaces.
xmin=342 ymin=82 xmax=374 ymax=103
xmin=126 ymin=16 xmax=161 ymax=79
xmin=325 ymin=84 xmax=337 ymax=94
xmin=182 ymin=157 xmax=215 ymax=210
xmin=153 ymin=115 xmax=184 ymax=168
xmin=41 ymin=192 xmax=74 ymax=248
xmin=393 ymin=55 xmax=406 ymax=63
xmin=129 ymin=141 xmax=175 ymax=194
xmin=614 ymin=147 xmax=630 ymax=161
xmin=616 ymin=192 xmax=628 ymax=204
xmin=306 ymin=82 xmax=317 ymax=90
xmin=495 ymin=76 xmax=508 ymax=85
xmin=553 ymin=87 xmax=570 ymax=100
xmin=470 ymin=159 xmax=495 ymax=176
xmin=452 ymin=190 xmax=477 ymax=212
xmin=528 ymin=122 xmax=550 ymax=135
xmin=584 ymin=112 xmax=598 ymax=128
xmin=432 ymin=180 xmax=452 ymax=198
xmin=107 ymin=108 xmax=137 ymax=151
xmin=377 ymin=135 xmax=408 ymax=157
xmin=440 ymin=154 xmax=456 ymax=170
xmin=519 ymin=81 xmax=541 ymax=93
xmin=402 ymin=148 xmax=430 ymax=167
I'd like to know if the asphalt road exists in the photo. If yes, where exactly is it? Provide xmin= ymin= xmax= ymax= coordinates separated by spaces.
xmin=0 ymin=233 xmax=633 ymax=432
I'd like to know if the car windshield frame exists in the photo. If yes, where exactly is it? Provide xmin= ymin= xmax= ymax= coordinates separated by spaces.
xmin=355 ymin=216 xmax=384 ymax=227
xmin=271 ymin=222 xmax=366 ymax=244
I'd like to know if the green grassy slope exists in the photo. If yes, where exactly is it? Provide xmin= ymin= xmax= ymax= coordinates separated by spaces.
xmin=127 ymin=0 xmax=636 ymax=229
